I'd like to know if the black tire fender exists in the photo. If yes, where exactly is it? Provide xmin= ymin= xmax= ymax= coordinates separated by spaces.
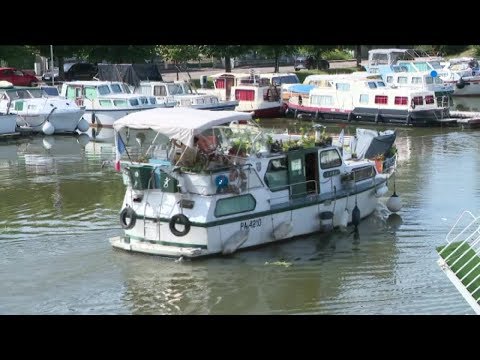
xmin=120 ymin=206 xmax=137 ymax=230
xmin=169 ymin=213 xmax=191 ymax=237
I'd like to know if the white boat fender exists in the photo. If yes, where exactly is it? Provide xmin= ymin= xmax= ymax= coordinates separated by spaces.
xmin=42 ymin=121 xmax=55 ymax=135
xmin=42 ymin=137 xmax=55 ymax=150
xmin=222 ymin=229 xmax=249 ymax=255
xmin=375 ymin=184 xmax=388 ymax=198
xmin=272 ymin=222 xmax=293 ymax=240
xmin=120 ymin=206 xmax=137 ymax=230
xmin=386 ymin=191 xmax=402 ymax=213
xmin=76 ymin=118 xmax=90 ymax=133
xmin=77 ymin=133 xmax=90 ymax=147
xmin=339 ymin=208 xmax=349 ymax=231
xmin=169 ymin=213 xmax=191 ymax=237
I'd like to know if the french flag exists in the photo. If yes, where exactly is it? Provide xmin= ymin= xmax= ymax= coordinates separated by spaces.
xmin=114 ymin=133 xmax=126 ymax=172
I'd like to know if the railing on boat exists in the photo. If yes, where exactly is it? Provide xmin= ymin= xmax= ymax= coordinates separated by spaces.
xmin=437 ymin=210 xmax=480 ymax=314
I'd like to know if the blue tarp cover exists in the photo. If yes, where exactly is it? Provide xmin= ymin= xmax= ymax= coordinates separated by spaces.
xmin=288 ymin=84 xmax=315 ymax=93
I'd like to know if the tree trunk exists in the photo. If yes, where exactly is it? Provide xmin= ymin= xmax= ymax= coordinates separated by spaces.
xmin=274 ymin=49 xmax=280 ymax=73
xmin=355 ymin=45 xmax=362 ymax=67
xmin=58 ymin=57 xmax=65 ymax=80
xmin=225 ymin=56 xmax=232 ymax=73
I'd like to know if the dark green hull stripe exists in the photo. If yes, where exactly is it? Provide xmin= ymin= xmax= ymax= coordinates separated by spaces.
xmin=127 ymin=235 xmax=208 ymax=249
xmin=134 ymin=178 xmax=386 ymax=228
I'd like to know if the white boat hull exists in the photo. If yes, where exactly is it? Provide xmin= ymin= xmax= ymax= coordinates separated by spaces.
xmin=85 ymin=107 xmax=157 ymax=127
xmin=16 ymin=109 xmax=85 ymax=133
xmin=110 ymin=183 xmax=385 ymax=258
xmin=0 ymin=114 xmax=17 ymax=134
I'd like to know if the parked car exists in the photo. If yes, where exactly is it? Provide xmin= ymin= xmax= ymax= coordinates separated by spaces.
xmin=42 ymin=62 xmax=98 ymax=82
xmin=0 ymin=67 xmax=38 ymax=86
xmin=294 ymin=56 xmax=329 ymax=71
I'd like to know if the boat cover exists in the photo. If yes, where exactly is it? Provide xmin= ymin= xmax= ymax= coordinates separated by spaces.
xmin=113 ymin=107 xmax=252 ymax=148
xmin=97 ymin=64 xmax=163 ymax=88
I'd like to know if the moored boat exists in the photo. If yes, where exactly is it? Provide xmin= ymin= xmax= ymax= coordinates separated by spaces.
xmin=109 ymin=107 xmax=398 ymax=258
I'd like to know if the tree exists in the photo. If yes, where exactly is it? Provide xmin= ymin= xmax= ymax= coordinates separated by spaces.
xmin=155 ymin=45 xmax=202 ymax=80
xmin=255 ymin=45 xmax=297 ymax=72
xmin=201 ymin=45 xmax=250 ymax=73
xmin=0 ymin=46 xmax=37 ymax=69
xmin=297 ymin=45 xmax=338 ymax=70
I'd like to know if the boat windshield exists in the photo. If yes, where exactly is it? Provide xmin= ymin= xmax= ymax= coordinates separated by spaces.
xmin=167 ymin=83 xmax=184 ymax=96
xmin=5 ymin=88 xmax=45 ymax=100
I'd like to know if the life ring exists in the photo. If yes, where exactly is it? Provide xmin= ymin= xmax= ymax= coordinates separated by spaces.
xmin=169 ymin=213 xmax=191 ymax=237
xmin=120 ymin=206 xmax=137 ymax=230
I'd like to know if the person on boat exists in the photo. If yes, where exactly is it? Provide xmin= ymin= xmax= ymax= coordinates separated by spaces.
xmin=170 ymin=137 xmax=202 ymax=168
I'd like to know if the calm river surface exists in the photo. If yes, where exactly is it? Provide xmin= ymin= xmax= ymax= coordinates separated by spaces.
xmin=0 ymin=114 xmax=478 ymax=314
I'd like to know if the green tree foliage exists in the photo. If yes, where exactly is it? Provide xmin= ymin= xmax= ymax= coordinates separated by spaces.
xmin=155 ymin=45 xmax=203 ymax=80
xmin=0 ymin=46 xmax=37 ymax=69
xmin=296 ymin=45 xmax=338 ymax=69
xmin=201 ymin=45 xmax=250 ymax=72
xmin=255 ymin=45 xmax=297 ymax=72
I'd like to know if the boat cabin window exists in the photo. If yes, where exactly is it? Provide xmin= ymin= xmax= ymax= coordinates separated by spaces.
xmin=411 ymin=77 xmax=422 ymax=84
xmin=433 ymin=77 xmax=443 ymax=84
xmin=149 ymin=97 xmax=157 ymax=104
xmin=359 ymin=94 xmax=369 ymax=104
xmin=320 ymin=149 xmax=342 ymax=169
xmin=113 ymin=99 xmax=128 ymax=107
xmin=139 ymin=85 xmax=150 ymax=95
xmin=412 ymin=96 xmax=424 ymax=106
xmin=397 ymin=76 xmax=408 ymax=84
xmin=121 ymin=83 xmax=131 ymax=94
xmin=85 ymin=86 xmax=97 ymax=100
xmin=394 ymin=96 xmax=408 ymax=105
xmin=367 ymin=81 xmax=377 ymax=89
xmin=264 ymin=158 xmax=288 ymax=190
xmin=167 ymin=83 xmax=184 ymax=95
xmin=42 ymin=87 xmax=59 ymax=96
xmin=374 ymin=95 xmax=388 ymax=104
xmin=271 ymin=75 xmax=299 ymax=86
xmin=352 ymin=165 xmax=375 ymax=182
xmin=215 ymin=78 xmax=225 ymax=89
xmin=214 ymin=194 xmax=256 ymax=217
xmin=129 ymin=98 xmax=139 ymax=106
xmin=139 ymin=97 xmax=148 ymax=105
xmin=27 ymin=89 xmax=43 ymax=98
xmin=386 ymin=76 xmax=393 ymax=83
xmin=425 ymin=95 xmax=435 ymax=104
xmin=235 ymin=89 xmax=255 ymax=101
xmin=99 ymin=99 xmax=113 ymax=107
xmin=66 ymin=86 xmax=79 ymax=100
xmin=376 ymin=81 xmax=386 ymax=87
xmin=311 ymin=95 xmax=333 ymax=106
xmin=110 ymin=84 xmax=123 ymax=93
xmin=98 ymin=85 xmax=111 ymax=95
xmin=154 ymin=85 xmax=167 ymax=96
xmin=336 ymin=83 xmax=350 ymax=91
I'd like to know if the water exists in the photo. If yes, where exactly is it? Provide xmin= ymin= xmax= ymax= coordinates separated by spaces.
xmin=0 ymin=120 xmax=478 ymax=314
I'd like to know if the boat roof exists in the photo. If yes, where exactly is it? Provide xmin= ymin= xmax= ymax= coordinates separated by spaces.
xmin=113 ymin=107 xmax=252 ymax=147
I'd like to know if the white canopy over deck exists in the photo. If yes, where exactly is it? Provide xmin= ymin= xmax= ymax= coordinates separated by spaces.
xmin=113 ymin=107 xmax=252 ymax=147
